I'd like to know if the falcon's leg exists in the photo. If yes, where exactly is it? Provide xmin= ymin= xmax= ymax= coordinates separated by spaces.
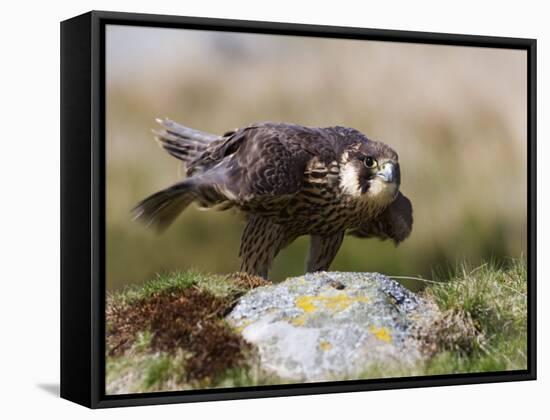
xmin=306 ymin=231 xmax=344 ymax=273
xmin=239 ymin=216 xmax=293 ymax=278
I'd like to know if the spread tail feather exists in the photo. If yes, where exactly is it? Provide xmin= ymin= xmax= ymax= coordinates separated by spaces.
xmin=132 ymin=181 xmax=196 ymax=233
xmin=153 ymin=118 xmax=218 ymax=163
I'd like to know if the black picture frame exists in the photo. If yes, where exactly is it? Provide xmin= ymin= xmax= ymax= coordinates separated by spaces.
xmin=60 ymin=10 xmax=537 ymax=409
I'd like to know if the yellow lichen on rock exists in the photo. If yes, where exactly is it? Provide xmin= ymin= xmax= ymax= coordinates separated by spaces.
xmin=234 ymin=319 xmax=253 ymax=333
xmin=322 ymin=293 xmax=353 ymax=312
xmin=319 ymin=340 xmax=332 ymax=351
xmin=295 ymin=295 xmax=318 ymax=313
xmin=295 ymin=293 xmax=369 ymax=314
xmin=291 ymin=314 xmax=307 ymax=326
xmin=369 ymin=326 xmax=392 ymax=343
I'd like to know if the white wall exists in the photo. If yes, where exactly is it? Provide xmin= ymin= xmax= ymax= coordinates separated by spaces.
xmin=0 ymin=0 xmax=547 ymax=418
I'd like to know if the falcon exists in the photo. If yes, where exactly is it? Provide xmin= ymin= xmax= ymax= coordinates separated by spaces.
xmin=133 ymin=119 xmax=413 ymax=278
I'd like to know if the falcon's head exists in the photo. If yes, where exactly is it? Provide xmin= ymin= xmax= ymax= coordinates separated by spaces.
xmin=339 ymin=141 xmax=400 ymax=206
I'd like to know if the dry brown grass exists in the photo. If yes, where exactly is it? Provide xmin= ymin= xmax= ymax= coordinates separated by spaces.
xmin=226 ymin=272 xmax=272 ymax=289
xmin=107 ymin=286 xmax=251 ymax=381
xmin=414 ymin=307 xmax=485 ymax=357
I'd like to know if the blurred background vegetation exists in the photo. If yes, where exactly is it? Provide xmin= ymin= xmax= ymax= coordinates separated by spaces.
xmin=106 ymin=25 xmax=527 ymax=292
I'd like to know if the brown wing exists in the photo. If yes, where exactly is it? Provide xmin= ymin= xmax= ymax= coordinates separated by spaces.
xmin=349 ymin=192 xmax=413 ymax=244
xmin=187 ymin=123 xmax=343 ymax=200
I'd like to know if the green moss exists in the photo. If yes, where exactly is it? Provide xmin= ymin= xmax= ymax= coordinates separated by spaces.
xmin=106 ymin=347 xmax=190 ymax=394
xmin=107 ymin=270 xmax=247 ymax=307
xmin=106 ymin=270 xmax=260 ymax=394
xmin=143 ymin=355 xmax=178 ymax=390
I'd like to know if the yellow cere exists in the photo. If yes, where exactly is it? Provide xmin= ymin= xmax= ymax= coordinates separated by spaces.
xmin=319 ymin=340 xmax=332 ymax=351
xmin=369 ymin=326 xmax=392 ymax=343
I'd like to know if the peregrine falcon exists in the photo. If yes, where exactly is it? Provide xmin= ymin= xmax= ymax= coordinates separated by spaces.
xmin=133 ymin=119 xmax=413 ymax=278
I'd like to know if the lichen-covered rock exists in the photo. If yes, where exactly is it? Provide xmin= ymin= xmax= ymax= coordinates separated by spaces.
xmin=226 ymin=272 xmax=437 ymax=382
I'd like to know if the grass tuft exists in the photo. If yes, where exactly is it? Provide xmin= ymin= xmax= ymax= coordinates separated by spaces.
xmin=424 ymin=258 xmax=527 ymax=371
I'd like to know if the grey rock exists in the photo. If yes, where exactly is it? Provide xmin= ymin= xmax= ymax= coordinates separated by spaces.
xmin=226 ymin=272 xmax=437 ymax=382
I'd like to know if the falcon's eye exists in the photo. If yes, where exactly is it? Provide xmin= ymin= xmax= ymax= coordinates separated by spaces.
xmin=363 ymin=156 xmax=377 ymax=168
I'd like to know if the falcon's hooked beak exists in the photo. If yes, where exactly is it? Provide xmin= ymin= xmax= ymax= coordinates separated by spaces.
xmin=376 ymin=162 xmax=396 ymax=183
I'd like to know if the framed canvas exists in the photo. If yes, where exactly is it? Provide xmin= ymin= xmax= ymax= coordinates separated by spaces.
xmin=60 ymin=10 xmax=536 ymax=408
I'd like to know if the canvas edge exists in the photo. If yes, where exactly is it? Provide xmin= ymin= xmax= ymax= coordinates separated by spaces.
xmin=59 ymin=9 xmax=537 ymax=409
xmin=60 ymin=11 xmax=94 ymax=408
